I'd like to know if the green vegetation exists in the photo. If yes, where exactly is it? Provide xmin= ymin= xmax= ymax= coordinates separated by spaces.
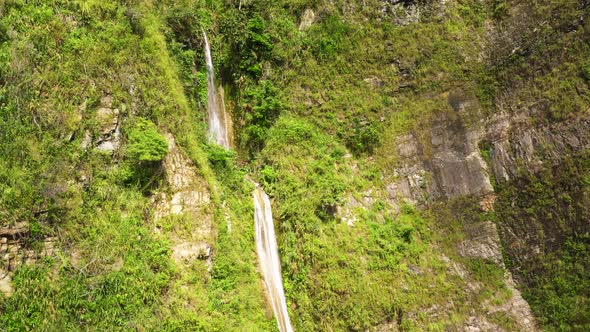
xmin=127 ymin=119 xmax=168 ymax=162
xmin=496 ymin=152 xmax=590 ymax=331
xmin=1 ymin=0 xmax=589 ymax=330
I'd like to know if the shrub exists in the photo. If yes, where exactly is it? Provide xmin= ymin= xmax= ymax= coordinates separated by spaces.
xmin=241 ymin=80 xmax=284 ymax=154
xmin=127 ymin=119 xmax=168 ymax=162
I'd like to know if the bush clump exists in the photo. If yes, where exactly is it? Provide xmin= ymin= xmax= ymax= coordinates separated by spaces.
xmin=127 ymin=118 xmax=168 ymax=162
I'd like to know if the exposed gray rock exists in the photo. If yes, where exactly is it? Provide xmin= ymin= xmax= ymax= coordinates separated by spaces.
xmin=95 ymin=95 xmax=121 ymax=152
xmin=387 ymin=107 xmax=492 ymax=203
xmin=486 ymin=110 xmax=590 ymax=183
xmin=458 ymin=220 xmax=503 ymax=265
xmin=384 ymin=88 xmax=549 ymax=330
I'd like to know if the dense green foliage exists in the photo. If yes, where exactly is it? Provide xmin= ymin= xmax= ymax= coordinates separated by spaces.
xmin=1 ymin=0 xmax=589 ymax=330
xmin=127 ymin=119 xmax=168 ymax=162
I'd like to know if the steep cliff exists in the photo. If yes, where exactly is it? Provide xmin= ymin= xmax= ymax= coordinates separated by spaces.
xmin=1 ymin=0 xmax=589 ymax=330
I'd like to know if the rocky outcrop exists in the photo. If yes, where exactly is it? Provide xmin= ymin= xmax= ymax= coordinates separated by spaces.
xmin=299 ymin=9 xmax=315 ymax=31
xmin=154 ymin=134 xmax=210 ymax=219
xmin=95 ymin=95 xmax=121 ymax=152
xmin=456 ymin=212 xmax=537 ymax=331
xmin=458 ymin=220 xmax=503 ymax=265
xmin=385 ymin=89 xmax=568 ymax=330
xmin=388 ymin=90 xmax=590 ymax=202
xmin=485 ymin=109 xmax=590 ymax=183
xmin=152 ymin=134 xmax=213 ymax=266
xmin=80 ymin=95 xmax=122 ymax=152
xmin=0 ymin=222 xmax=57 ymax=296
xmin=387 ymin=92 xmax=493 ymax=204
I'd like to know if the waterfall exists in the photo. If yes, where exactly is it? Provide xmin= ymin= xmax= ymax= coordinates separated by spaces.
xmin=253 ymin=185 xmax=294 ymax=332
xmin=202 ymin=29 xmax=229 ymax=148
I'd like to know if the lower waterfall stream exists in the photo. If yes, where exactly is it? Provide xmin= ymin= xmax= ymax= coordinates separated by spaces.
xmin=253 ymin=185 xmax=294 ymax=332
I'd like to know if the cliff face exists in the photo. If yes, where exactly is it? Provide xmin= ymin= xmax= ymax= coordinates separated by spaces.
xmin=384 ymin=0 xmax=590 ymax=328
xmin=388 ymin=93 xmax=590 ymax=330
xmin=389 ymin=98 xmax=590 ymax=203
xmin=1 ymin=0 xmax=589 ymax=330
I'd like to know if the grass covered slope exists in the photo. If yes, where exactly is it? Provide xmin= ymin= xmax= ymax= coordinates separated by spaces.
xmin=1 ymin=0 xmax=590 ymax=331
xmin=0 ymin=1 xmax=271 ymax=330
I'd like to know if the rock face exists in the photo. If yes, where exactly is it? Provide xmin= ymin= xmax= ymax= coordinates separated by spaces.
xmin=385 ymin=90 xmax=590 ymax=329
xmin=385 ymin=89 xmax=572 ymax=330
xmin=154 ymin=134 xmax=211 ymax=220
xmin=456 ymin=213 xmax=537 ymax=331
xmin=486 ymin=109 xmax=590 ymax=183
xmin=152 ymin=134 xmax=213 ymax=266
xmin=388 ymin=91 xmax=590 ymax=203
xmin=0 ymin=222 xmax=57 ymax=296
xmin=458 ymin=220 xmax=503 ymax=265
xmin=299 ymin=9 xmax=315 ymax=31
xmin=388 ymin=91 xmax=493 ymax=204
xmin=95 ymin=95 xmax=121 ymax=152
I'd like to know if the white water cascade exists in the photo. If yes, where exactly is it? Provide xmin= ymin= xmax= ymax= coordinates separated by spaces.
xmin=202 ymin=29 xmax=229 ymax=148
xmin=253 ymin=185 xmax=294 ymax=332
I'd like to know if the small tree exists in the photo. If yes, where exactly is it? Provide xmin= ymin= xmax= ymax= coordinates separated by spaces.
xmin=123 ymin=119 xmax=168 ymax=191
xmin=128 ymin=119 xmax=168 ymax=162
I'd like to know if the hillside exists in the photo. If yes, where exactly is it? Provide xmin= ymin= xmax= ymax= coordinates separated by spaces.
xmin=0 ymin=0 xmax=589 ymax=331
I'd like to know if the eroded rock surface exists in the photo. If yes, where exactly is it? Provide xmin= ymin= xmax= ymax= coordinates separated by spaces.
xmin=0 ymin=222 xmax=57 ymax=297
xmin=152 ymin=134 xmax=213 ymax=267
xmin=384 ymin=89 xmax=554 ymax=330
xmin=153 ymin=134 xmax=211 ymax=223
xmin=387 ymin=92 xmax=493 ymax=204
xmin=95 ymin=95 xmax=121 ymax=152
xmin=487 ymin=110 xmax=590 ymax=183
xmin=299 ymin=9 xmax=315 ymax=31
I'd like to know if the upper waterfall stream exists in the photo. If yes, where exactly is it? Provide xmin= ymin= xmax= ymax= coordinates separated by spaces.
xmin=202 ymin=29 xmax=229 ymax=148
xmin=253 ymin=185 xmax=294 ymax=332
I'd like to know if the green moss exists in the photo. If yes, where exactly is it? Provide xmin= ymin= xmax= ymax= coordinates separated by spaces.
xmin=496 ymin=152 xmax=590 ymax=330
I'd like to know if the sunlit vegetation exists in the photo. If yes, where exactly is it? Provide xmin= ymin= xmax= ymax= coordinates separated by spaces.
xmin=1 ymin=0 xmax=589 ymax=330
